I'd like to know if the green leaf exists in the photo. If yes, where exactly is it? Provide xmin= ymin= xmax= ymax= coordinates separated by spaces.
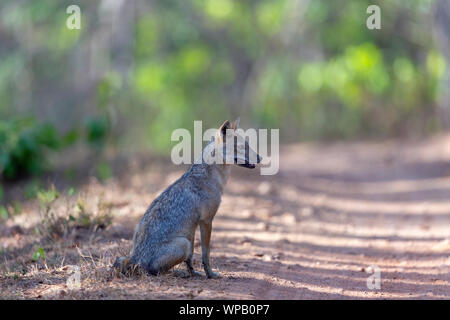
xmin=97 ymin=162 xmax=112 ymax=182
xmin=0 ymin=206 xmax=8 ymax=220
xmin=32 ymin=247 xmax=45 ymax=261
xmin=62 ymin=129 xmax=79 ymax=147
xmin=85 ymin=116 xmax=109 ymax=146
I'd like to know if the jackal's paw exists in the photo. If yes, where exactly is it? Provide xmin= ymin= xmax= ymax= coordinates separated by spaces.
xmin=190 ymin=270 xmax=203 ymax=277
xmin=173 ymin=269 xmax=203 ymax=278
xmin=173 ymin=269 xmax=191 ymax=278
xmin=206 ymin=271 xmax=220 ymax=279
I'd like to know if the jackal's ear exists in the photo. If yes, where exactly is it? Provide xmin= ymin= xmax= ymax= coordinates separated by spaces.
xmin=216 ymin=120 xmax=231 ymax=142
xmin=231 ymin=117 xmax=240 ymax=130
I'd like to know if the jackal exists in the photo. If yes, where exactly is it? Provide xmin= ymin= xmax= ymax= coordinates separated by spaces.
xmin=114 ymin=119 xmax=262 ymax=278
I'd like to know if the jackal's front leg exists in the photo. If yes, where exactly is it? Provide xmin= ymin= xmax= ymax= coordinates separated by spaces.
xmin=199 ymin=221 xmax=220 ymax=278
xmin=185 ymin=236 xmax=202 ymax=277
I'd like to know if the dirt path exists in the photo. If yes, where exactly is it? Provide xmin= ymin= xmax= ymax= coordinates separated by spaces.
xmin=1 ymin=135 xmax=450 ymax=299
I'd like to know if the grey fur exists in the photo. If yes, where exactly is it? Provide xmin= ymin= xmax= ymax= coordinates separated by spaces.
xmin=113 ymin=120 xmax=261 ymax=278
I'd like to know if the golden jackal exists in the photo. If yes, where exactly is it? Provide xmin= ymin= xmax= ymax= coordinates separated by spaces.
xmin=114 ymin=119 xmax=262 ymax=278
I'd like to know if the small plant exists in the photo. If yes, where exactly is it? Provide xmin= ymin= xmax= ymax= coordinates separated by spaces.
xmin=32 ymin=247 xmax=46 ymax=261
xmin=93 ymin=197 xmax=113 ymax=231
xmin=36 ymin=186 xmax=66 ymax=240
xmin=96 ymin=162 xmax=112 ymax=182
xmin=0 ymin=117 xmax=83 ymax=181
xmin=69 ymin=196 xmax=113 ymax=232
xmin=0 ymin=118 xmax=60 ymax=180
xmin=37 ymin=187 xmax=60 ymax=206
xmin=70 ymin=198 xmax=91 ymax=228
xmin=67 ymin=187 xmax=75 ymax=196
xmin=24 ymin=180 xmax=42 ymax=199
xmin=8 ymin=201 xmax=22 ymax=216
xmin=37 ymin=187 xmax=113 ymax=241
xmin=85 ymin=115 xmax=109 ymax=151
xmin=0 ymin=206 xmax=8 ymax=220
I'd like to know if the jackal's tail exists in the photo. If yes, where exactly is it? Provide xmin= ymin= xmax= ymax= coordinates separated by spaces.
xmin=112 ymin=256 xmax=143 ymax=276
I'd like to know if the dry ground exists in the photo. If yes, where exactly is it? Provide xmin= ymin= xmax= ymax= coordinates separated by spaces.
xmin=1 ymin=135 xmax=450 ymax=299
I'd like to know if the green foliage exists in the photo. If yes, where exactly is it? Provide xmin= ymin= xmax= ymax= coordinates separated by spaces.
xmin=36 ymin=185 xmax=113 ymax=240
xmin=85 ymin=116 xmax=109 ymax=150
xmin=96 ymin=162 xmax=112 ymax=182
xmin=70 ymin=197 xmax=113 ymax=231
xmin=61 ymin=129 xmax=80 ymax=148
xmin=129 ymin=0 xmax=445 ymax=142
xmin=85 ymin=117 xmax=108 ymax=144
xmin=37 ymin=187 xmax=60 ymax=209
xmin=0 ymin=114 xmax=110 ymax=180
xmin=24 ymin=180 xmax=42 ymax=199
xmin=0 ymin=0 xmax=447 ymax=156
xmin=36 ymin=186 xmax=64 ymax=240
xmin=0 ymin=118 xmax=60 ymax=180
xmin=67 ymin=187 xmax=75 ymax=196
xmin=0 ymin=206 xmax=8 ymax=220
xmin=32 ymin=247 xmax=45 ymax=261
xmin=10 ymin=201 xmax=22 ymax=216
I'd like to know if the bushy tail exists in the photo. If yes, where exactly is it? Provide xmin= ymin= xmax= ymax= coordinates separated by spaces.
xmin=113 ymin=256 xmax=143 ymax=276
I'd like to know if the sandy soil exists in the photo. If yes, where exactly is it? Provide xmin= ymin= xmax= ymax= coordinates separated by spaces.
xmin=1 ymin=135 xmax=450 ymax=299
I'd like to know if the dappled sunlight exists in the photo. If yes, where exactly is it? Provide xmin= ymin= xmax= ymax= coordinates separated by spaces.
xmin=288 ymin=176 xmax=450 ymax=196
xmin=1 ymin=0 xmax=450 ymax=302
xmin=279 ymin=185 xmax=450 ymax=216
xmin=2 ymin=137 xmax=450 ymax=299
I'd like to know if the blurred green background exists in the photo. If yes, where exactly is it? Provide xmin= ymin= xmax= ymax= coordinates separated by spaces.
xmin=0 ymin=0 xmax=449 ymax=181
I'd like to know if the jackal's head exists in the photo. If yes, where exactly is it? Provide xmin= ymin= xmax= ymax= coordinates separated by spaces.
xmin=208 ymin=118 xmax=262 ymax=169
